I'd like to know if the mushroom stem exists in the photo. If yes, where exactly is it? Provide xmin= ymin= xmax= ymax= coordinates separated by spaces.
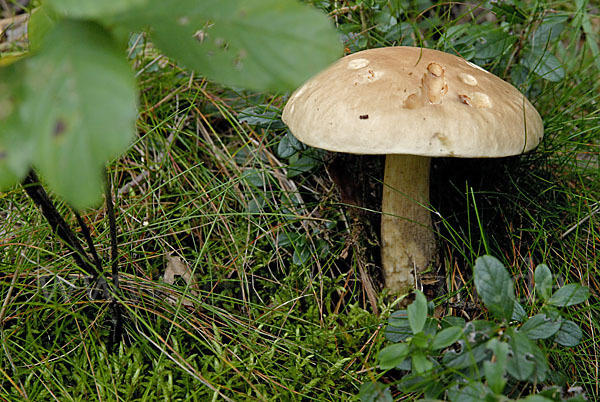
xmin=381 ymin=154 xmax=436 ymax=294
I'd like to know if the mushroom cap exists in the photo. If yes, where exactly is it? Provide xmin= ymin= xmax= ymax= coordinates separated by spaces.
xmin=282 ymin=47 xmax=543 ymax=158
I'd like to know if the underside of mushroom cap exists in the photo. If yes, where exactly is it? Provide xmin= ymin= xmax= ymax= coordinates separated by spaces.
xmin=282 ymin=47 xmax=544 ymax=158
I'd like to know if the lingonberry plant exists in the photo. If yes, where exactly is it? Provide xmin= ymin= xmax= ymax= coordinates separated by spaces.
xmin=362 ymin=256 xmax=589 ymax=402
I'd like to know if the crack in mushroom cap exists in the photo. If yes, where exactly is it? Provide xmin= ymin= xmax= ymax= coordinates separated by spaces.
xmin=282 ymin=47 xmax=544 ymax=158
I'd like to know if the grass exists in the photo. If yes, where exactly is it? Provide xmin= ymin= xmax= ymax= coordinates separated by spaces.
xmin=1 ymin=0 xmax=599 ymax=400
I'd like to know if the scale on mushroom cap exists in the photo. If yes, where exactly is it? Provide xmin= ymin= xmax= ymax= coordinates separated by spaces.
xmin=282 ymin=47 xmax=544 ymax=295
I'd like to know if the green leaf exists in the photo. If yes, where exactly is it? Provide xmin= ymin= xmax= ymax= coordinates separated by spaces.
xmin=443 ymin=342 xmax=490 ymax=370
xmin=23 ymin=20 xmax=137 ymax=209
xmin=522 ymin=46 xmax=565 ymax=82
xmin=448 ymin=382 xmax=493 ymax=402
xmin=359 ymin=381 xmax=393 ymax=402
xmin=473 ymin=256 xmax=515 ymax=321
xmin=378 ymin=343 xmax=411 ymax=369
xmin=113 ymin=0 xmax=342 ymax=92
xmin=519 ymin=396 xmax=554 ymax=402
xmin=484 ymin=338 xmax=509 ymax=394
xmin=548 ymin=284 xmax=590 ymax=307
xmin=534 ymin=264 xmax=553 ymax=301
xmin=0 ymin=62 xmax=31 ymax=188
xmin=511 ymin=301 xmax=527 ymax=322
xmin=407 ymin=290 xmax=428 ymax=334
xmin=28 ymin=5 xmax=58 ymax=52
xmin=431 ymin=327 xmax=462 ymax=350
xmin=46 ymin=0 xmax=147 ymax=18
xmin=385 ymin=310 xmax=412 ymax=342
xmin=554 ymin=320 xmax=583 ymax=347
xmin=411 ymin=351 xmax=433 ymax=375
xmin=520 ymin=314 xmax=562 ymax=340
xmin=276 ymin=130 xmax=304 ymax=159
xmin=506 ymin=328 xmax=536 ymax=381
xmin=238 ymin=104 xmax=285 ymax=129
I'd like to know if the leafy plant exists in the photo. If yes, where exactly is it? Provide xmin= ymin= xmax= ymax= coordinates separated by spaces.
xmin=362 ymin=255 xmax=589 ymax=402
xmin=0 ymin=0 xmax=341 ymax=208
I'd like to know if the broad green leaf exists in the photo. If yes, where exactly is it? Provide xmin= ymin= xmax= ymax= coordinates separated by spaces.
xmin=28 ymin=5 xmax=58 ymax=52
xmin=443 ymin=342 xmax=490 ymax=370
xmin=113 ymin=0 xmax=342 ymax=92
xmin=520 ymin=314 xmax=562 ymax=340
xmin=484 ymin=338 xmax=509 ymax=394
xmin=431 ymin=327 xmax=462 ymax=350
xmin=529 ymin=340 xmax=549 ymax=382
xmin=473 ymin=256 xmax=515 ymax=321
xmin=0 ymin=62 xmax=31 ymax=188
xmin=448 ymin=382 xmax=493 ymax=402
xmin=407 ymin=290 xmax=427 ymax=334
xmin=534 ymin=264 xmax=553 ymax=301
xmin=522 ymin=46 xmax=565 ymax=82
xmin=385 ymin=310 xmax=411 ymax=342
xmin=286 ymin=152 xmax=321 ymax=178
xmin=359 ymin=381 xmax=393 ymax=402
xmin=506 ymin=328 xmax=535 ymax=381
xmin=23 ymin=20 xmax=137 ymax=209
xmin=548 ymin=284 xmax=590 ymax=307
xmin=411 ymin=351 xmax=433 ymax=375
xmin=378 ymin=343 xmax=410 ymax=370
xmin=277 ymin=130 xmax=305 ymax=159
xmin=530 ymin=14 xmax=567 ymax=50
xmin=46 ymin=0 xmax=147 ymax=18
xmin=520 ymin=396 xmax=554 ymax=402
xmin=511 ymin=301 xmax=527 ymax=322
xmin=554 ymin=320 xmax=583 ymax=347
xmin=238 ymin=105 xmax=285 ymax=129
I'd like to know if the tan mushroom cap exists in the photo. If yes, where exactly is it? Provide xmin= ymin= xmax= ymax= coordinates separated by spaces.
xmin=282 ymin=47 xmax=543 ymax=158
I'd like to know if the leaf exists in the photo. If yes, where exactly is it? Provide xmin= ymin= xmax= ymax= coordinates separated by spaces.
xmin=286 ymin=152 xmax=321 ymax=178
xmin=113 ymin=0 xmax=342 ymax=92
xmin=46 ymin=0 xmax=147 ymax=18
xmin=511 ymin=301 xmax=527 ymax=322
xmin=521 ymin=46 xmax=565 ymax=82
xmin=443 ymin=342 xmax=490 ymax=370
xmin=506 ymin=328 xmax=536 ymax=381
xmin=548 ymin=283 xmax=590 ymax=307
xmin=484 ymin=338 xmax=509 ymax=394
xmin=378 ymin=343 xmax=411 ymax=370
xmin=473 ymin=256 xmax=515 ymax=321
xmin=276 ymin=130 xmax=305 ymax=159
xmin=431 ymin=327 xmax=463 ymax=350
xmin=520 ymin=314 xmax=562 ymax=340
xmin=530 ymin=14 xmax=567 ymax=50
xmin=554 ymin=320 xmax=583 ymax=347
xmin=238 ymin=104 xmax=285 ymax=129
xmin=534 ymin=264 xmax=553 ymax=301
xmin=0 ymin=62 xmax=31 ymax=188
xmin=23 ymin=20 xmax=137 ymax=209
xmin=407 ymin=290 xmax=428 ymax=334
xmin=411 ymin=351 xmax=433 ymax=375
xmin=448 ymin=382 xmax=493 ymax=402
xmin=385 ymin=310 xmax=412 ymax=342
xmin=359 ymin=381 xmax=393 ymax=402
xmin=27 ymin=5 xmax=58 ymax=52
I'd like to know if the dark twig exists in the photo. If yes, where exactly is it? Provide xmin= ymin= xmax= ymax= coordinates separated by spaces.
xmin=105 ymin=170 xmax=124 ymax=351
xmin=22 ymin=170 xmax=98 ymax=279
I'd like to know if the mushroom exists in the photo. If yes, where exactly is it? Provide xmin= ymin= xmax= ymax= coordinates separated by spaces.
xmin=281 ymin=47 xmax=543 ymax=294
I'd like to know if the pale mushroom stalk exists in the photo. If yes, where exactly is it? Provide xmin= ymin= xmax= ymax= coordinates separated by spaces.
xmin=381 ymin=154 xmax=435 ymax=293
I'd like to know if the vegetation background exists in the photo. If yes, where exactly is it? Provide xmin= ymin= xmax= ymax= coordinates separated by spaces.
xmin=0 ymin=0 xmax=598 ymax=400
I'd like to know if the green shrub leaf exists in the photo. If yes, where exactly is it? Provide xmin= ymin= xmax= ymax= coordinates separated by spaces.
xmin=0 ymin=62 xmax=31 ymax=189
xmin=378 ymin=343 xmax=410 ymax=370
xmin=23 ymin=20 xmax=137 ymax=209
xmin=407 ymin=290 xmax=427 ymax=334
xmin=113 ymin=0 xmax=342 ymax=92
xmin=520 ymin=314 xmax=562 ymax=340
xmin=506 ymin=328 xmax=536 ymax=381
xmin=548 ymin=284 xmax=590 ymax=307
xmin=474 ymin=256 xmax=515 ymax=321
xmin=484 ymin=338 xmax=509 ymax=394
xmin=411 ymin=351 xmax=433 ymax=375
xmin=431 ymin=327 xmax=462 ymax=350
xmin=554 ymin=320 xmax=583 ymax=347
xmin=46 ymin=0 xmax=147 ymax=18
xmin=359 ymin=381 xmax=393 ymax=402
xmin=522 ymin=46 xmax=565 ymax=82
xmin=534 ymin=264 xmax=553 ymax=301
